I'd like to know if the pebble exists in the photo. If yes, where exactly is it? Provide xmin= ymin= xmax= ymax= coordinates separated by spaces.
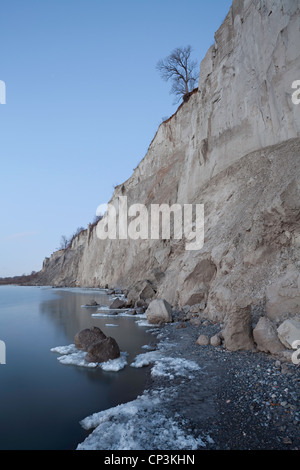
xmin=148 ymin=320 xmax=300 ymax=450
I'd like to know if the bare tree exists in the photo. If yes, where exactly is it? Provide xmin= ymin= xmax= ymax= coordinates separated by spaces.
xmin=59 ymin=235 xmax=70 ymax=250
xmin=156 ymin=45 xmax=198 ymax=103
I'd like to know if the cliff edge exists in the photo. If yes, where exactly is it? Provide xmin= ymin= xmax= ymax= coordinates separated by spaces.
xmin=37 ymin=0 xmax=300 ymax=353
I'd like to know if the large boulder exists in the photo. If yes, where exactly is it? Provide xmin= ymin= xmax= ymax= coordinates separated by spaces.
xmin=253 ymin=317 xmax=285 ymax=355
xmin=266 ymin=268 xmax=300 ymax=322
xmin=74 ymin=327 xmax=106 ymax=351
xmin=109 ymin=298 xmax=127 ymax=309
xmin=127 ymin=280 xmax=156 ymax=304
xmin=139 ymin=283 xmax=156 ymax=301
xmin=85 ymin=337 xmax=120 ymax=363
xmin=222 ymin=297 xmax=254 ymax=351
xmin=277 ymin=318 xmax=300 ymax=349
xmin=146 ymin=299 xmax=173 ymax=324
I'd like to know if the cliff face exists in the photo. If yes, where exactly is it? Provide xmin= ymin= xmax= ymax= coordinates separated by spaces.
xmin=37 ymin=0 xmax=300 ymax=349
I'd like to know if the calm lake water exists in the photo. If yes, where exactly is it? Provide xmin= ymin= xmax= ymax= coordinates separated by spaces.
xmin=0 ymin=285 xmax=153 ymax=450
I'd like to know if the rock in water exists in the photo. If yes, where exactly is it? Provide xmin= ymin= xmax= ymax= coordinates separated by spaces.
xmin=146 ymin=299 xmax=173 ymax=324
xmin=74 ymin=327 xmax=106 ymax=351
xmin=85 ymin=337 xmax=120 ymax=363
xmin=109 ymin=298 xmax=127 ymax=309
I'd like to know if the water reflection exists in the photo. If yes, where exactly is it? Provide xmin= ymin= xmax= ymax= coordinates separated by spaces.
xmin=0 ymin=286 xmax=155 ymax=449
xmin=38 ymin=288 xmax=153 ymax=361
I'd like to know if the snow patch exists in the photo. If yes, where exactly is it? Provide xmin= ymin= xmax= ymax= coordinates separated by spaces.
xmin=151 ymin=357 xmax=201 ymax=380
xmin=130 ymin=351 xmax=201 ymax=380
xmin=141 ymin=344 xmax=156 ymax=350
xmin=130 ymin=350 xmax=163 ymax=368
xmin=50 ymin=344 xmax=78 ymax=355
xmin=77 ymin=388 xmax=207 ymax=450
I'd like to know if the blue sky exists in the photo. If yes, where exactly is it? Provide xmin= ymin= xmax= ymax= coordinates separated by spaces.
xmin=0 ymin=0 xmax=232 ymax=277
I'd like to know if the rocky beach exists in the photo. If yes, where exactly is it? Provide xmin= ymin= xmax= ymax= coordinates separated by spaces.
xmin=70 ymin=294 xmax=300 ymax=451
xmin=145 ymin=321 xmax=300 ymax=451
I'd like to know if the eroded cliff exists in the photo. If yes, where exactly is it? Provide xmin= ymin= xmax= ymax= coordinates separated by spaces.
xmin=37 ymin=0 xmax=300 ymax=352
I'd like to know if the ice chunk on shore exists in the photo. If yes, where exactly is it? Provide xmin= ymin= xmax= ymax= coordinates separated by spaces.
xmin=130 ymin=351 xmax=200 ymax=380
xmin=51 ymin=344 xmax=127 ymax=371
xmin=141 ymin=344 xmax=156 ymax=350
xmin=151 ymin=357 xmax=201 ymax=380
xmin=77 ymin=389 xmax=206 ymax=450
xmin=130 ymin=350 xmax=163 ymax=368
xmin=130 ymin=347 xmax=201 ymax=377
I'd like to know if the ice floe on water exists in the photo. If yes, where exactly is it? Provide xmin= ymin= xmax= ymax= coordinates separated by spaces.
xmin=100 ymin=352 xmax=128 ymax=372
xmin=92 ymin=310 xmax=145 ymax=318
xmin=50 ymin=344 xmax=78 ymax=355
xmin=57 ymin=351 xmax=99 ymax=368
xmin=51 ymin=344 xmax=128 ymax=371
xmin=135 ymin=318 xmax=157 ymax=327
xmin=76 ymin=387 xmax=209 ymax=450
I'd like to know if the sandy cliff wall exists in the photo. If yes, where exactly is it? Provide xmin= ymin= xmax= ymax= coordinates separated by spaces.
xmin=37 ymin=0 xmax=300 ymax=350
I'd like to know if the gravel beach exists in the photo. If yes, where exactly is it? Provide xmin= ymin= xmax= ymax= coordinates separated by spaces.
xmin=141 ymin=319 xmax=300 ymax=451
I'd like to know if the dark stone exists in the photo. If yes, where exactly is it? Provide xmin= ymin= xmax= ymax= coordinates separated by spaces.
xmin=74 ymin=327 xmax=106 ymax=351
xmin=85 ymin=337 xmax=120 ymax=363
xmin=109 ymin=298 xmax=127 ymax=309
xmin=135 ymin=299 xmax=149 ymax=309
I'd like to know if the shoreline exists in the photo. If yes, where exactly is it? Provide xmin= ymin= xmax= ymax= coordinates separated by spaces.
xmin=143 ymin=322 xmax=300 ymax=450
xmin=77 ymin=319 xmax=300 ymax=451
xmin=3 ymin=284 xmax=299 ymax=449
